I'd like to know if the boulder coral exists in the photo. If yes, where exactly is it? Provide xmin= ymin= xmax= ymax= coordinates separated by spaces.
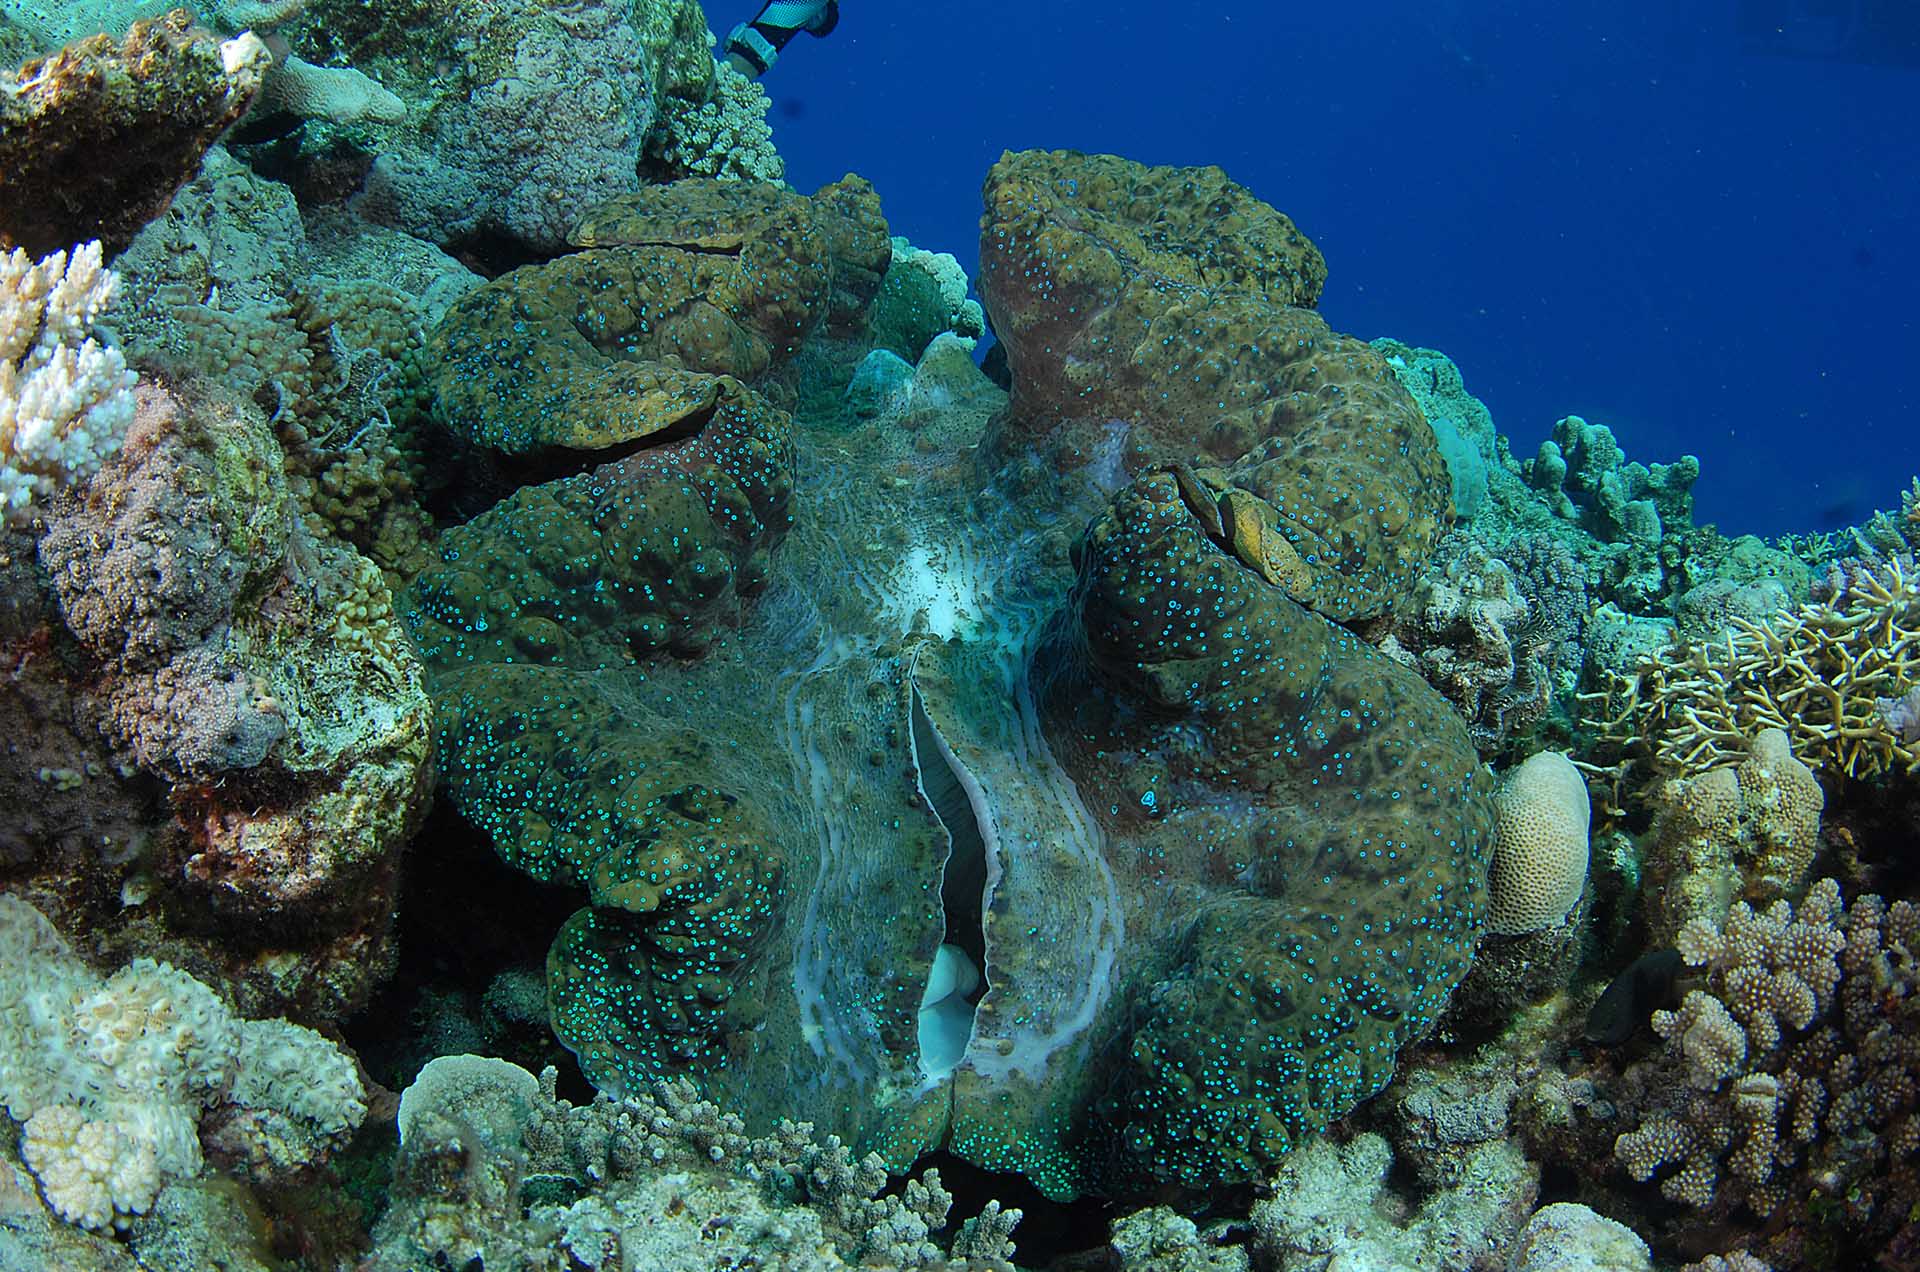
xmin=1 ymin=377 xmax=431 ymax=1022
xmin=1486 ymin=751 xmax=1591 ymax=936
xmin=402 ymin=154 xmax=1490 ymax=1200
xmin=1639 ymin=729 xmax=1824 ymax=944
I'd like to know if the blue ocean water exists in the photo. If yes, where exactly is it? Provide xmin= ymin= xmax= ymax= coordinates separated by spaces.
xmin=766 ymin=0 xmax=1919 ymax=536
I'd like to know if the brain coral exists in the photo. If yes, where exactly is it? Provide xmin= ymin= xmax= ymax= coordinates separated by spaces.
xmin=1487 ymin=751 xmax=1591 ymax=936
xmin=403 ymin=155 xmax=1490 ymax=1201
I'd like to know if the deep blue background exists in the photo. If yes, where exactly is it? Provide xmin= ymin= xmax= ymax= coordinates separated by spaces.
xmin=758 ymin=0 xmax=1919 ymax=536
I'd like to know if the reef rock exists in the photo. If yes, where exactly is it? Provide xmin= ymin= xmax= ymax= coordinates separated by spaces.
xmin=0 ymin=377 xmax=432 ymax=1021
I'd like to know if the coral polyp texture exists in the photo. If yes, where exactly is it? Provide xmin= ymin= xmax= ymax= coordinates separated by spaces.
xmin=1 ymin=377 xmax=431 ymax=1022
xmin=0 ymin=895 xmax=365 ymax=1231
xmin=403 ymin=153 xmax=1491 ymax=1201
xmin=1486 ymin=751 xmax=1591 ymax=936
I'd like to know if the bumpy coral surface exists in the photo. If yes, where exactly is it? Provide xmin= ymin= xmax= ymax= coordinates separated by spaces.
xmin=978 ymin=149 xmax=1449 ymax=623
xmin=1640 ymin=728 xmax=1824 ymax=942
xmin=1612 ymin=878 xmax=1920 ymax=1264
xmin=0 ymin=12 xmax=266 ymax=257
xmin=403 ymin=155 xmax=1489 ymax=1201
xmin=370 ymin=1057 xmax=1018 ymax=1271
xmin=0 ymin=895 xmax=365 ymax=1231
xmin=1 ymin=378 xmax=431 ymax=1021
xmin=1486 ymin=751 xmax=1590 ymax=936
xmin=430 ymin=177 xmax=885 ymax=454
xmin=285 ymin=0 xmax=700 ymax=253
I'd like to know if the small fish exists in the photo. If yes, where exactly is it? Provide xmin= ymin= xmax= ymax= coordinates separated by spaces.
xmin=1585 ymin=947 xmax=1684 ymax=1045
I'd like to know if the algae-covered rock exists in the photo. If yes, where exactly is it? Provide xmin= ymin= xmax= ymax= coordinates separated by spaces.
xmin=0 ymin=13 xmax=266 ymax=257
xmin=2 ymin=380 xmax=430 ymax=1021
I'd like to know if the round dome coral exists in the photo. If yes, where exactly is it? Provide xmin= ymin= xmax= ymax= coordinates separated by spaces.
xmin=1488 ymin=751 xmax=1591 ymax=935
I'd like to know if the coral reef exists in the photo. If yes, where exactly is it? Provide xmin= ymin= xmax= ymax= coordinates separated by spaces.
xmin=868 ymin=234 xmax=986 ymax=362
xmin=1245 ymin=1132 xmax=1536 ymax=1271
xmin=1638 ymin=728 xmax=1824 ymax=942
xmin=979 ymin=149 xmax=1443 ymax=623
xmin=1521 ymin=414 xmax=1698 ymax=612
xmin=1507 ymin=1202 xmax=1652 ymax=1272
xmin=642 ymin=57 xmax=782 ymax=182
xmin=0 ymin=895 xmax=365 ymax=1230
xmin=1590 ymin=556 xmax=1919 ymax=780
xmin=1487 ymin=751 xmax=1591 ymax=936
xmin=0 ymin=12 xmax=266 ymax=258
xmin=1612 ymin=878 xmax=1920 ymax=1265
xmin=101 ymin=145 xmax=473 ymax=570
xmin=429 ymin=176 xmax=886 ymax=454
xmin=1371 ymin=529 xmax=1588 ymax=755
xmin=1 ymin=240 xmax=136 ymax=523
xmin=1 ymin=376 xmax=431 ymax=1021
xmin=366 ymin=1055 xmax=1019 ymax=1271
xmin=401 ymin=154 xmax=1491 ymax=1204
xmin=267 ymin=0 xmax=723 ymax=254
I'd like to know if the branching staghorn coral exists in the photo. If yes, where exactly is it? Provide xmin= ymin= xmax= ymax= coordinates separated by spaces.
xmin=0 ymin=240 xmax=136 ymax=523
xmin=1585 ymin=557 xmax=1920 ymax=780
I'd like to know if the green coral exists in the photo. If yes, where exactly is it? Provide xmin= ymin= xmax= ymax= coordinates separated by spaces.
xmin=427 ymin=178 xmax=881 ymax=453
xmin=549 ymin=786 xmax=783 ymax=1083
xmin=978 ymin=148 xmax=1448 ymax=623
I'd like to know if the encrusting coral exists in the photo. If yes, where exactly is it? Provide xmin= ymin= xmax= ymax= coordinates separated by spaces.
xmin=1638 ymin=728 xmax=1824 ymax=943
xmin=0 ymin=895 xmax=366 ymax=1231
xmin=2 ymin=375 xmax=432 ymax=1023
xmin=100 ymin=145 xmax=474 ymax=573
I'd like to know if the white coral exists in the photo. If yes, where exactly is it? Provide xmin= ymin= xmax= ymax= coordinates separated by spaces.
xmin=0 ymin=895 xmax=366 ymax=1230
xmin=0 ymin=241 xmax=137 ymax=524
xmin=19 ymin=1105 xmax=160 ymax=1231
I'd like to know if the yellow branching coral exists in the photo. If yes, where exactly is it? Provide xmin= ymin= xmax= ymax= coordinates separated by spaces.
xmin=1587 ymin=559 xmax=1920 ymax=780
